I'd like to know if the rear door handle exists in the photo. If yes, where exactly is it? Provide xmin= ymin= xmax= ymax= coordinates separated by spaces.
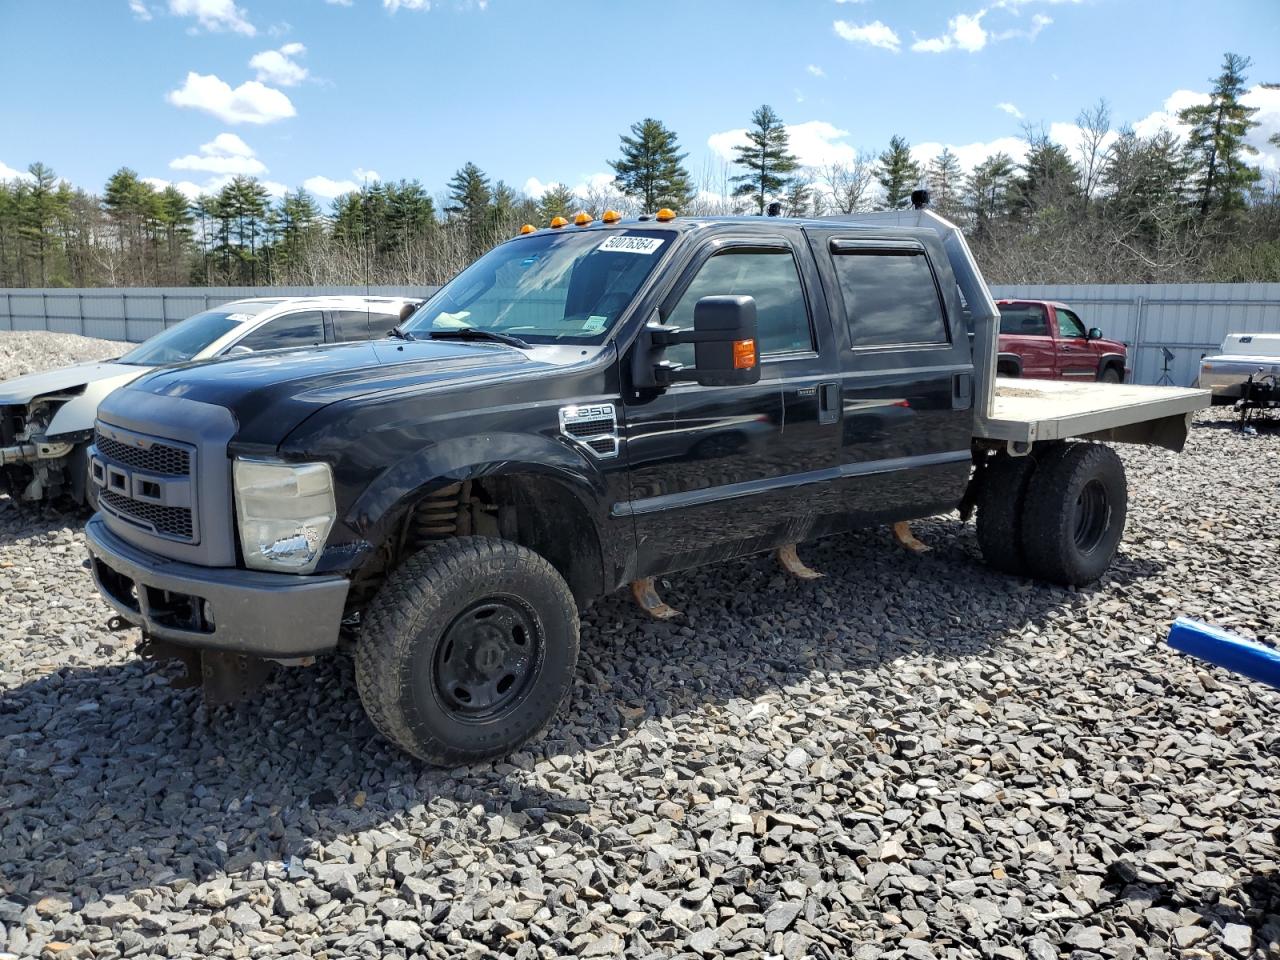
xmin=818 ymin=381 xmax=840 ymax=424
xmin=953 ymin=372 xmax=973 ymax=410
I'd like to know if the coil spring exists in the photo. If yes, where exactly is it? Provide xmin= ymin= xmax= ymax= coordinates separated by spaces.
xmin=410 ymin=481 xmax=469 ymax=546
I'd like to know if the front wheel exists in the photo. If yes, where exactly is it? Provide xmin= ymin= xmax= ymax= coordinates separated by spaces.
xmin=1098 ymin=366 xmax=1121 ymax=384
xmin=355 ymin=537 xmax=579 ymax=765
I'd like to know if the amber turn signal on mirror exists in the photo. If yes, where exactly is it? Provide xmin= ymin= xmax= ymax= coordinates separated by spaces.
xmin=733 ymin=338 xmax=757 ymax=369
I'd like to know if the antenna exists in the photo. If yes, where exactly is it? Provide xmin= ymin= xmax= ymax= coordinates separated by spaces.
xmin=1156 ymin=346 xmax=1175 ymax=386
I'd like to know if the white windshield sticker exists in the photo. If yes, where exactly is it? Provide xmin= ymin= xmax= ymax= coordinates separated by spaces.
xmin=226 ymin=313 xmax=255 ymax=323
xmin=598 ymin=235 xmax=664 ymax=255
xmin=583 ymin=315 xmax=607 ymax=332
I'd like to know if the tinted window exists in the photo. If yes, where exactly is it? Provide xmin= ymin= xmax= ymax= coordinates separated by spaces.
xmin=833 ymin=251 xmax=948 ymax=347
xmin=666 ymin=249 xmax=812 ymax=366
xmin=334 ymin=309 xmax=403 ymax=341
xmin=1056 ymin=308 xmax=1086 ymax=338
xmin=234 ymin=311 xmax=325 ymax=352
xmin=119 ymin=309 xmax=255 ymax=365
xmin=998 ymin=303 xmax=1050 ymax=337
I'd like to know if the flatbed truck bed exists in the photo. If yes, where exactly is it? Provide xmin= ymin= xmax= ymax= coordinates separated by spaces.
xmin=977 ymin=378 xmax=1211 ymax=452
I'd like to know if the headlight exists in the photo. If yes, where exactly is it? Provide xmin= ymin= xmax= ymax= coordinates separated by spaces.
xmin=233 ymin=459 xmax=336 ymax=573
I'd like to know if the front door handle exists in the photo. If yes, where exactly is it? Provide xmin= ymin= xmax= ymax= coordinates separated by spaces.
xmin=818 ymin=381 xmax=840 ymax=424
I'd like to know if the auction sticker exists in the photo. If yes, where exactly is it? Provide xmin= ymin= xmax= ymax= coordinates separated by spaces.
xmin=598 ymin=235 xmax=664 ymax=255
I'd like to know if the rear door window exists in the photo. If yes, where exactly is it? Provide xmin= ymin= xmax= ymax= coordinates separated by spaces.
xmin=830 ymin=245 xmax=949 ymax=348
xmin=233 ymin=310 xmax=325 ymax=352
xmin=998 ymin=303 xmax=1050 ymax=337
xmin=332 ymin=309 xmax=403 ymax=342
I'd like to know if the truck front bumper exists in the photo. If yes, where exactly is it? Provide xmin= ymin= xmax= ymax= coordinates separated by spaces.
xmin=85 ymin=514 xmax=349 ymax=657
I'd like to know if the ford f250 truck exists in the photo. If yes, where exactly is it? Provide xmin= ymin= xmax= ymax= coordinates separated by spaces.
xmin=83 ymin=209 xmax=1209 ymax=765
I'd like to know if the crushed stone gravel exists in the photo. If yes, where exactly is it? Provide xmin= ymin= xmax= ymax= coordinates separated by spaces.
xmin=1 ymin=332 xmax=1277 ymax=959
xmin=0 ymin=331 xmax=121 ymax=379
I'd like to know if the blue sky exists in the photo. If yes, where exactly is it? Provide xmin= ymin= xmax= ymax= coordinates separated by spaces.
xmin=2 ymin=0 xmax=1278 ymax=207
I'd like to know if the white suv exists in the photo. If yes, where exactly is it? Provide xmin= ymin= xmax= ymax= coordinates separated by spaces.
xmin=0 ymin=296 xmax=422 ymax=502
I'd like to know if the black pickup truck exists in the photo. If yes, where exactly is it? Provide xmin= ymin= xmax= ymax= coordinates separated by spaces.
xmin=83 ymin=210 xmax=1208 ymax=764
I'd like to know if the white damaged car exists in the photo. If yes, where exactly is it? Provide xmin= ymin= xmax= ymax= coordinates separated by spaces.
xmin=0 ymin=295 xmax=421 ymax=502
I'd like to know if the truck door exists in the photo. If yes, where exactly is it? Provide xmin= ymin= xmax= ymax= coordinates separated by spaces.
xmin=1052 ymin=306 xmax=1096 ymax=379
xmin=998 ymin=301 xmax=1054 ymax=377
xmin=621 ymin=235 xmax=841 ymax=578
xmin=805 ymin=229 xmax=974 ymax=526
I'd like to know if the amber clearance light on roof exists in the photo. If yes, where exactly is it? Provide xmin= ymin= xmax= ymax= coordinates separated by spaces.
xmin=549 ymin=216 xmax=568 ymax=229
xmin=655 ymin=208 xmax=676 ymax=221
xmin=602 ymin=209 xmax=622 ymax=223
xmin=519 ymin=224 xmax=536 ymax=235
xmin=574 ymin=212 xmax=593 ymax=226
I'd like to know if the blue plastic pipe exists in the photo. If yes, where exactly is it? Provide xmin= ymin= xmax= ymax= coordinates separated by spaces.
xmin=1166 ymin=616 xmax=1280 ymax=691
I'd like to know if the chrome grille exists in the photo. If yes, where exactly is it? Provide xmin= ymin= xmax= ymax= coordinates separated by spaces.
xmin=94 ymin=430 xmax=191 ymax=476
xmin=99 ymin=489 xmax=195 ymax=540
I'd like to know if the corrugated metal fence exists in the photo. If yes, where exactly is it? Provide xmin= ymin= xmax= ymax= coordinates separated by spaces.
xmin=0 ymin=286 xmax=439 ymax=344
xmin=2 ymin=282 xmax=1278 ymax=387
xmin=988 ymin=283 xmax=1280 ymax=386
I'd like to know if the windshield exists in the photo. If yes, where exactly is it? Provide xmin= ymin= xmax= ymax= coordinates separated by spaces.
xmin=404 ymin=229 xmax=674 ymax=343
xmin=118 ymin=307 xmax=268 ymax=365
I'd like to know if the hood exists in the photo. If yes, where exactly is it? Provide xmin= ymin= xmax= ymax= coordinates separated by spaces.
xmin=123 ymin=338 xmax=545 ymax=445
xmin=0 ymin=361 xmax=138 ymax=406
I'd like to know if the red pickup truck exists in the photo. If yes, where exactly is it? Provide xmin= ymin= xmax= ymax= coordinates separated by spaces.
xmin=996 ymin=299 xmax=1128 ymax=383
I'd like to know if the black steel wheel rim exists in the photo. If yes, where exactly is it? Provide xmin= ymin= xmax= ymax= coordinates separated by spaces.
xmin=432 ymin=597 xmax=543 ymax=721
xmin=1073 ymin=479 xmax=1110 ymax=554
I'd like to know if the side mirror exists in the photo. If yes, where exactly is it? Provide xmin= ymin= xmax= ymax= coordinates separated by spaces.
xmin=1087 ymin=327 xmax=1103 ymax=341
xmin=226 ymin=344 xmax=254 ymax=356
xmin=650 ymin=295 xmax=761 ymax=387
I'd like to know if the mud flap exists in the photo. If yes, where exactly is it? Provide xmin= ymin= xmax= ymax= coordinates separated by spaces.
xmin=630 ymin=577 xmax=681 ymax=620
xmin=892 ymin=521 xmax=930 ymax=553
xmin=776 ymin=543 xmax=823 ymax=580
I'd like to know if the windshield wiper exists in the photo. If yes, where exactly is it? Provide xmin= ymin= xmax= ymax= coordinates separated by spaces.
xmin=428 ymin=328 xmax=531 ymax=349
xmin=388 ymin=324 xmax=416 ymax=341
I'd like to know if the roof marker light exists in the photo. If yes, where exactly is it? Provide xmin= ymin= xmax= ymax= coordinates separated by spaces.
xmin=519 ymin=224 xmax=536 ymax=235
xmin=602 ymin=209 xmax=622 ymax=223
xmin=655 ymin=208 xmax=676 ymax=222
xmin=549 ymin=216 xmax=568 ymax=229
xmin=574 ymin=211 xmax=593 ymax=226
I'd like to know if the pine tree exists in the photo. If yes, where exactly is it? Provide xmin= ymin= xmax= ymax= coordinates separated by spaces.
xmin=537 ymin=184 xmax=577 ymax=222
xmin=782 ymin=177 xmax=812 ymax=217
xmin=446 ymin=162 xmax=493 ymax=258
xmin=730 ymin=105 xmax=799 ymax=215
xmin=876 ymin=136 xmax=921 ymax=209
xmin=966 ymin=152 xmax=1016 ymax=237
xmin=609 ymin=118 xmax=694 ymax=213
xmin=1009 ymin=135 xmax=1081 ymax=217
xmin=1179 ymin=52 xmax=1261 ymax=219
xmin=926 ymin=148 xmax=964 ymax=220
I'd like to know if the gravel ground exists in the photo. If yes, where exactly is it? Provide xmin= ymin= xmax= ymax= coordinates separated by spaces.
xmin=0 ymin=332 xmax=121 ymax=378
xmin=1 ymin=332 xmax=1278 ymax=960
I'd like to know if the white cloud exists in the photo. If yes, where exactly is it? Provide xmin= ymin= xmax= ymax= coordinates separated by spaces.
xmin=0 ymin=161 xmax=33 ymax=183
xmin=992 ymin=12 xmax=1052 ymax=42
xmin=522 ymin=177 xmax=556 ymax=199
xmin=325 ymin=0 xmax=352 ymax=4
xmin=303 ymin=175 xmax=361 ymax=198
xmin=249 ymin=42 xmax=308 ymax=87
xmin=911 ymin=136 xmax=1029 ymax=172
xmin=167 ymin=72 xmax=296 ymax=125
xmin=912 ymin=11 xmax=988 ymax=53
xmin=708 ymin=120 xmax=859 ymax=169
xmin=384 ymin=0 xmax=430 ymax=10
xmin=150 ymin=174 xmax=286 ymax=199
xmin=353 ymin=167 xmax=382 ymax=182
xmin=128 ymin=0 xmax=152 ymax=21
xmin=997 ymin=101 xmax=1024 ymax=119
xmin=833 ymin=19 xmax=900 ymax=53
xmin=807 ymin=64 xmax=825 ymax=78
xmin=168 ymin=0 xmax=254 ymax=35
xmin=170 ymin=133 xmax=266 ymax=175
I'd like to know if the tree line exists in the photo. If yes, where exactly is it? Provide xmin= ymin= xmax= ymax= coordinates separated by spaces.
xmin=0 ymin=52 xmax=1276 ymax=289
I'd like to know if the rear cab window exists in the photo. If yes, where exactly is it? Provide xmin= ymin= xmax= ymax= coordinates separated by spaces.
xmin=828 ymin=240 xmax=950 ymax=349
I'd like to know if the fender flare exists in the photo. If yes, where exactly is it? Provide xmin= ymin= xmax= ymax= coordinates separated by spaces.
xmin=1097 ymin=352 xmax=1126 ymax=377
xmin=996 ymin=352 xmax=1022 ymax=377
xmin=340 ymin=431 xmax=623 ymax=597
